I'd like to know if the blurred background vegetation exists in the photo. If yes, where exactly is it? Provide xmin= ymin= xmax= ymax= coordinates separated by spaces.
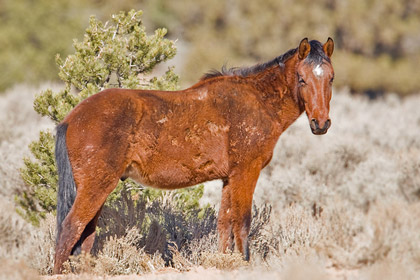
xmin=1 ymin=0 xmax=420 ymax=96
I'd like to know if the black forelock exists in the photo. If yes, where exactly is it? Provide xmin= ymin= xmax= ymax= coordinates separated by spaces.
xmin=306 ymin=40 xmax=330 ymax=65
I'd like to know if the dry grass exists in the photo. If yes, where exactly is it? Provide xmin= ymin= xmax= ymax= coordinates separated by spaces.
xmin=0 ymin=259 xmax=39 ymax=280
xmin=199 ymin=251 xmax=248 ymax=270
xmin=1 ymin=85 xmax=420 ymax=279
xmin=0 ymin=84 xmax=53 ymax=197
xmin=62 ymin=228 xmax=166 ymax=276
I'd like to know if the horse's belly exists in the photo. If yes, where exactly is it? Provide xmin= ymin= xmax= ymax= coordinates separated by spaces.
xmin=125 ymin=134 xmax=229 ymax=189
xmin=125 ymin=155 xmax=228 ymax=190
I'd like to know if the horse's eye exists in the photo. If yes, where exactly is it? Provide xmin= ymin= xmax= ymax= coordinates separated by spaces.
xmin=330 ymin=77 xmax=334 ymax=84
xmin=299 ymin=78 xmax=306 ymax=85
xmin=297 ymin=74 xmax=306 ymax=86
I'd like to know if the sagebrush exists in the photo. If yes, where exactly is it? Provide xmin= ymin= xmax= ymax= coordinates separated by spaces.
xmin=2 ymin=86 xmax=420 ymax=278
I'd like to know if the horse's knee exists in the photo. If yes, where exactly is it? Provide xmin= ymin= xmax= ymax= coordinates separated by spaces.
xmin=218 ymin=183 xmax=234 ymax=252
xmin=217 ymin=206 xmax=234 ymax=252
xmin=217 ymin=208 xmax=231 ymax=231
xmin=217 ymin=217 xmax=233 ymax=252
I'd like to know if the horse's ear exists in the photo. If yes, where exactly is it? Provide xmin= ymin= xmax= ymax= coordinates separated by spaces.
xmin=298 ymin=38 xmax=311 ymax=60
xmin=323 ymin=37 xmax=334 ymax=58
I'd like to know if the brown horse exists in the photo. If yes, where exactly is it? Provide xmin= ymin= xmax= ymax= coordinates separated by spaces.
xmin=53 ymin=37 xmax=334 ymax=273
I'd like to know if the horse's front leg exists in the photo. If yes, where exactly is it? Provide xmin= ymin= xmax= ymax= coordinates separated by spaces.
xmin=220 ymin=159 xmax=262 ymax=260
xmin=218 ymin=178 xmax=234 ymax=253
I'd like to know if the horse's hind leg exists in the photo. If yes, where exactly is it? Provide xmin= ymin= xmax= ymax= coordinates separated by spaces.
xmin=53 ymin=179 xmax=118 ymax=274
xmin=80 ymin=206 xmax=103 ymax=253
xmin=71 ymin=206 xmax=103 ymax=255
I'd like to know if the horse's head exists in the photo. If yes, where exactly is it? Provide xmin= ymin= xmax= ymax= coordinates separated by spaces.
xmin=295 ymin=38 xmax=334 ymax=135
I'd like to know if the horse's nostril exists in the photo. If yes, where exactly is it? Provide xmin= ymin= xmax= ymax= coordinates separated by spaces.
xmin=324 ymin=119 xmax=331 ymax=129
xmin=311 ymin=119 xmax=319 ymax=129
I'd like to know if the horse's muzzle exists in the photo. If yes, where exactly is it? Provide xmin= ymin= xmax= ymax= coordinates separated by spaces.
xmin=310 ymin=118 xmax=331 ymax=135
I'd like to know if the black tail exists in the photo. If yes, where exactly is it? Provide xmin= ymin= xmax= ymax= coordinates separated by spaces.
xmin=55 ymin=123 xmax=77 ymax=246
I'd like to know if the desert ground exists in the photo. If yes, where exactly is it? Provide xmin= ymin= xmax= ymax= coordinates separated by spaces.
xmin=1 ymin=84 xmax=420 ymax=279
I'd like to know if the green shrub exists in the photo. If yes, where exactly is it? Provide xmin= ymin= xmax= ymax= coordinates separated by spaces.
xmin=17 ymin=9 xmax=186 ymax=226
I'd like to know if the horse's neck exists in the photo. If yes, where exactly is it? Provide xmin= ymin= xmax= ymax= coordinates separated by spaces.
xmin=253 ymin=66 xmax=304 ymax=132
xmin=276 ymin=90 xmax=304 ymax=132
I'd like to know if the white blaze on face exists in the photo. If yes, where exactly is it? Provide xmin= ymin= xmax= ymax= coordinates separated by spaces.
xmin=313 ymin=64 xmax=324 ymax=78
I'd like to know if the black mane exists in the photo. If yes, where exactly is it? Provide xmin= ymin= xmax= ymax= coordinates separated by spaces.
xmin=201 ymin=48 xmax=297 ymax=81
xmin=201 ymin=40 xmax=329 ymax=80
